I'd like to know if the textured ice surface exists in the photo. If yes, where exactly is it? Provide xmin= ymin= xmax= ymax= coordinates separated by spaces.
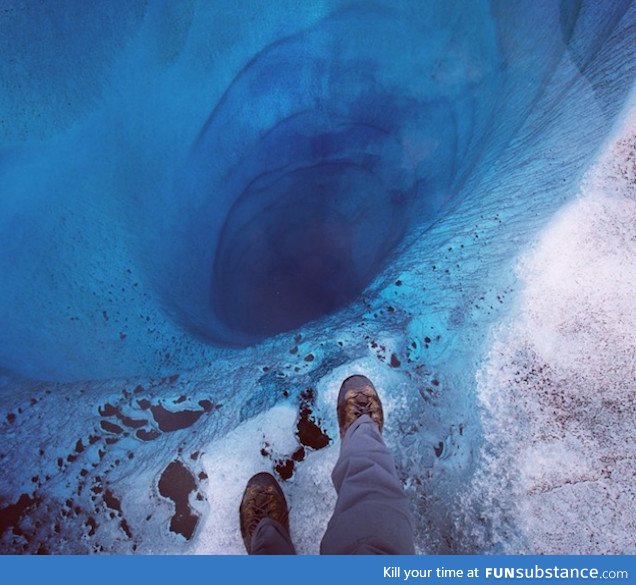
xmin=1 ymin=1 xmax=635 ymax=554
xmin=466 ymin=104 xmax=636 ymax=554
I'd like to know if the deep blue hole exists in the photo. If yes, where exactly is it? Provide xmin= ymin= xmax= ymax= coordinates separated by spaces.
xmin=210 ymin=109 xmax=416 ymax=339
xmin=212 ymin=160 xmax=409 ymax=337
xmin=170 ymin=8 xmax=474 ymax=347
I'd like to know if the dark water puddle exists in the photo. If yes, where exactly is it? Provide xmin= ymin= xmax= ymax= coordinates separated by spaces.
xmin=103 ymin=489 xmax=122 ymax=513
xmin=96 ymin=394 xmax=216 ymax=445
xmin=102 ymin=489 xmax=133 ymax=540
xmin=292 ymin=446 xmax=305 ymax=461
xmin=158 ymin=460 xmax=199 ymax=540
xmin=198 ymin=399 xmax=215 ymax=412
xmin=99 ymin=401 xmax=148 ymax=429
xmin=296 ymin=406 xmax=330 ymax=450
xmin=273 ymin=447 xmax=307 ymax=478
xmin=271 ymin=389 xmax=330 ymax=481
xmin=0 ymin=493 xmax=39 ymax=537
xmin=85 ymin=516 xmax=98 ymax=536
xmin=150 ymin=403 xmax=210 ymax=432
xmin=98 ymin=403 xmax=119 ymax=417
xmin=136 ymin=428 xmax=160 ymax=441
xmin=100 ymin=420 xmax=123 ymax=434
xmin=120 ymin=518 xmax=132 ymax=538
xmin=151 ymin=404 xmax=202 ymax=432
xmin=118 ymin=414 xmax=147 ymax=429
xmin=274 ymin=459 xmax=294 ymax=480
xmin=296 ymin=389 xmax=330 ymax=450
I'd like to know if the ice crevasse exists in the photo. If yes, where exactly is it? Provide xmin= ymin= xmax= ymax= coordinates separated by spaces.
xmin=0 ymin=0 xmax=635 ymax=554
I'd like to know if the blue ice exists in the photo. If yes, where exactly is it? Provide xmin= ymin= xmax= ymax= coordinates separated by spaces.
xmin=0 ymin=0 xmax=634 ymax=554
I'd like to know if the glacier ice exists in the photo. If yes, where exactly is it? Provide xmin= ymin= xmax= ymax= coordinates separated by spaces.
xmin=0 ymin=0 xmax=635 ymax=554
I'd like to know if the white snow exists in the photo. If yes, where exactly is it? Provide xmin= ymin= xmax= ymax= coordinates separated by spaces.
xmin=470 ymin=93 xmax=636 ymax=554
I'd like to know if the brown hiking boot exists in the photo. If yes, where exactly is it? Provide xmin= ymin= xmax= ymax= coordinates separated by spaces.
xmin=337 ymin=375 xmax=384 ymax=438
xmin=239 ymin=472 xmax=290 ymax=553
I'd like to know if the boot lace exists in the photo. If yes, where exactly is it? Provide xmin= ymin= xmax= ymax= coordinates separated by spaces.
xmin=247 ymin=491 xmax=288 ymax=535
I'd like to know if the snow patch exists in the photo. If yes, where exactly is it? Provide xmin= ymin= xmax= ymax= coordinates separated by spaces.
xmin=470 ymin=98 xmax=636 ymax=554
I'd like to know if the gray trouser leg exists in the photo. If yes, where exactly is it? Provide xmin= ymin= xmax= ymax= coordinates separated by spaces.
xmin=320 ymin=415 xmax=415 ymax=555
xmin=250 ymin=518 xmax=296 ymax=555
